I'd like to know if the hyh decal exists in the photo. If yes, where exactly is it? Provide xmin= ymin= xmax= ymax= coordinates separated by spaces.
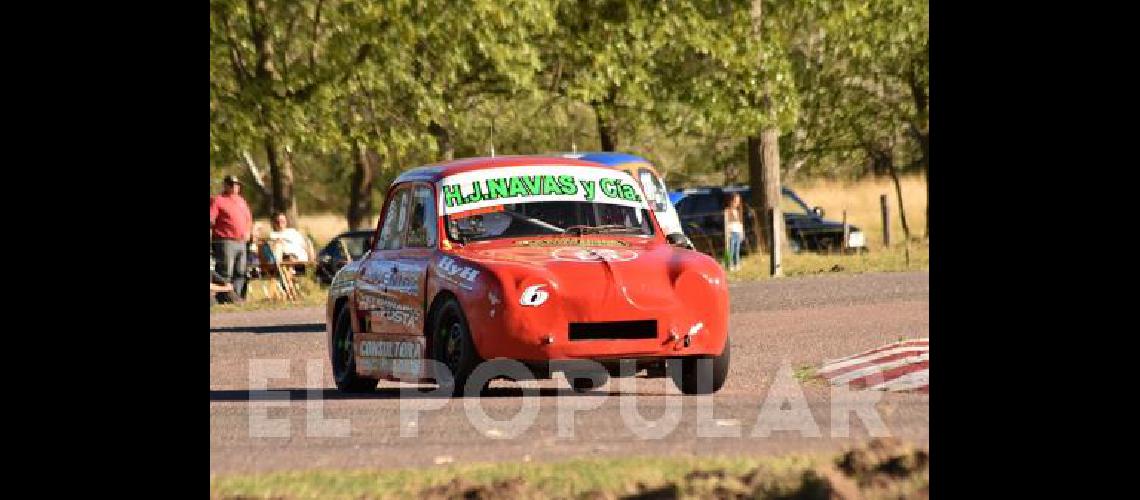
xmin=438 ymin=256 xmax=480 ymax=281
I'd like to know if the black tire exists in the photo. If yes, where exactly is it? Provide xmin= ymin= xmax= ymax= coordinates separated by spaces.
xmin=569 ymin=372 xmax=609 ymax=393
xmin=671 ymin=341 xmax=731 ymax=395
xmin=431 ymin=297 xmax=482 ymax=396
xmin=331 ymin=306 xmax=379 ymax=393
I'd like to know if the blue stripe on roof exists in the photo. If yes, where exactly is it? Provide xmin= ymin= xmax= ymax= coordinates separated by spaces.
xmin=562 ymin=152 xmax=649 ymax=166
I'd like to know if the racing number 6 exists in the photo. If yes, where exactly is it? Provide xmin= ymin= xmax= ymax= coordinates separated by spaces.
xmin=519 ymin=284 xmax=549 ymax=307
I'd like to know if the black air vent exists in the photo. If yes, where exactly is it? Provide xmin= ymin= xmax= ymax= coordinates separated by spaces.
xmin=568 ymin=320 xmax=657 ymax=341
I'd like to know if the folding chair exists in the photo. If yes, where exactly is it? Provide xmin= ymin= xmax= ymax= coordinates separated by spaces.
xmin=257 ymin=240 xmax=302 ymax=301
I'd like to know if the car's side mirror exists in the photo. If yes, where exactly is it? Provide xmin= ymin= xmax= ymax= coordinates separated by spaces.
xmin=812 ymin=207 xmax=825 ymax=218
xmin=666 ymin=232 xmax=694 ymax=250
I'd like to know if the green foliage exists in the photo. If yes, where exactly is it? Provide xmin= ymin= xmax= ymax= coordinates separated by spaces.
xmin=785 ymin=0 xmax=929 ymax=178
xmin=210 ymin=0 xmax=929 ymax=212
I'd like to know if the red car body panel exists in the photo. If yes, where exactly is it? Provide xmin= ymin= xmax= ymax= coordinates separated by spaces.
xmin=326 ymin=156 xmax=729 ymax=382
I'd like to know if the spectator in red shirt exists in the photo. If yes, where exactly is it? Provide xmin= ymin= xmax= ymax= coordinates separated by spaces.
xmin=210 ymin=175 xmax=253 ymax=302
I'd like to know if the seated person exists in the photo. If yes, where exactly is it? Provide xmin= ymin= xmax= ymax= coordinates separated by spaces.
xmin=268 ymin=212 xmax=315 ymax=273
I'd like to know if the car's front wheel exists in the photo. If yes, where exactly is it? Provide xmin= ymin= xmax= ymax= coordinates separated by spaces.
xmin=670 ymin=341 xmax=731 ymax=395
xmin=331 ymin=306 xmax=379 ymax=393
xmin=431 ymin=297 xmax=483 ymax=396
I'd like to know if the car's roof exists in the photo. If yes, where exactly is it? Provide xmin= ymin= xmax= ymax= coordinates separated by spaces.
xmin=559 ymin=151 xmax=650 ymax=166
xmin=394 ymin=155 xmax=609 ymax=184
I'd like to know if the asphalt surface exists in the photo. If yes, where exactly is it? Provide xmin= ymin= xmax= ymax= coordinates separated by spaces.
xmin=210 ymin=271 xmax=929 ymax=475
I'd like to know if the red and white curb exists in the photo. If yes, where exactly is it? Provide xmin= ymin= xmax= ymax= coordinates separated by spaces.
xmin=818 ymin=338 xmax=928 ymax=393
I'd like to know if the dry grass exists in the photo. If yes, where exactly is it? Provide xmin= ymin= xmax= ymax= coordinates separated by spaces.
xmin=789 ymin=174 xmax=927 ymax=250
xmin=729 ymin=242 xmax=929 ymax=282
xmin=211 ymin=274 xmax=327 ymax=312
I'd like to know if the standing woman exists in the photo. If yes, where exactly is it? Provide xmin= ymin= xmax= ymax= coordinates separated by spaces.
xmin=724 ymin=192 xmax=745 ymax=271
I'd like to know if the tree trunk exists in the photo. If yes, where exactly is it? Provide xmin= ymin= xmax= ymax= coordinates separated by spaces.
xmin=918 ymin=131 xmax=929 ymax=238
xmin=428 ymin=121 xmax=454 ymax=160
xmin=909 ymin=67 xmax=929 ymax=239
xmin=761 ymin=129 xmax=783 ymax=249
xmin=592 ymin=102 xmax=617 ymax=152
xmin=240 ymin=150 xmax=273 ymax=217
xmin=264 ymin=136 xmax=298 ymax=225
xmin=346 ymin=142 xmax=375 ymax=230
xmin=746 ymin=136 xmax=766 ymax=251
xmin=747 ymin=132 xmax=783 ymax=253
xmin=281 ymin=146 xmax=300 ymax=225
xmin=886 ymin=150 xmax=912 ymax=266
xmin=885 ymin=150 xmax=911 ymax=240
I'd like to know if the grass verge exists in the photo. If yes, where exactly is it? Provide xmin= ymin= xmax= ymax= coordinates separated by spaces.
xmin=211 ymin=274 xmax=327 ymax=313
xmin=794 ymin=364 xmax=823 ymax=385
xmin=211 ymin=439 xmax=927 ymax=499
xmin=728 ymin=240 xmax=929 ymax=282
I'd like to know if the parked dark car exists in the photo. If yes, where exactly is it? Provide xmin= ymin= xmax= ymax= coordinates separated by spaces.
xmin=671 ymin=186 xmax=867 ymax=257
xmin=315 ymin=230 xmax=375 ymax=285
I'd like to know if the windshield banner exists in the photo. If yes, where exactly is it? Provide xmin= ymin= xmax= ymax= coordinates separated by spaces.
xmin=437 ymin=165 xmax=649 ymax=216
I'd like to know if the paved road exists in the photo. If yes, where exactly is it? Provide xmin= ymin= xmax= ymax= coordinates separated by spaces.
xmin=210 ymin=271 xmax=929 ymax=475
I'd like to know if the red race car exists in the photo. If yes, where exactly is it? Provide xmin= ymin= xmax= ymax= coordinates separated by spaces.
xmin=326 ymin=155 xmax=730 ymax=395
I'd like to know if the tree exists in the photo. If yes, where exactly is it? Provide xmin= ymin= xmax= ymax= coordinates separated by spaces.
xmin=663 ymin=0 xmax=799 ymax=256
xmin=208 ymin=0 xmax=928 ymax=244
xmin=393 ymin=0 xmax=556 ymax=160
xmin=543 ymin=0 xmax=711 ymax=152
xmin=210 ymin=0 xmax=376 ymax=224
xmin=813 ymin=0 xmax=928 ymax=237
xmin=748 ymin=0 xmax=785 ymax=258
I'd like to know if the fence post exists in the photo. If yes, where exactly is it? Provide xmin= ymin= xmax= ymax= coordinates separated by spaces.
xmin=880 ymin=194 xmax=891 ymax=247
xmin=768 ymin=208 xmax=782 ymax=277
xmin=842 ymin=209 xmax=849 ymax=252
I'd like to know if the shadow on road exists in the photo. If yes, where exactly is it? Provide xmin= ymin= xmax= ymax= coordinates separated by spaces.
xmin=210 ymin=323 xmax=325 ymax=334
xmin=210 ymin=386 xmax=628 ymax=401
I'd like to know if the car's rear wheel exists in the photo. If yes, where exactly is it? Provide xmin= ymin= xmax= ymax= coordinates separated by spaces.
xmin=670 ymin=341 xmax=731 ymax=395
xmin=431 ymin=297 xmax=482 ymax=396
xmin=331 ymin=306 xmax=379 ymax=393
